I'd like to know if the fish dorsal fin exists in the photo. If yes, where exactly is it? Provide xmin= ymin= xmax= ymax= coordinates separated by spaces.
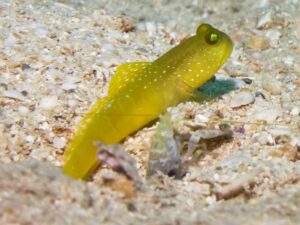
xmin=108 ymin=62 xmax=151 ymax=95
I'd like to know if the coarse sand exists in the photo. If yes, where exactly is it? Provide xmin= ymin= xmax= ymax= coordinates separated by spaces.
xmin=0 ymin=0 xmax=299 ymax=224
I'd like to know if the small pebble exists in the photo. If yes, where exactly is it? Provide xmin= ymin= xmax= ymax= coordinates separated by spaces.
xmin=145 ymin=22 xmax=157 ymax=36
xmin=230 ymin=91 xmax=255 ymax=108
xmin=35 ymin=27 xmax=49 ymax=38
xmin=242 ymin=78 xmax=253 ymax=85
xmin=53 ymin=137 xmax=66 ymax=149
xmin=247 ymin=35 xmax=270 ymax=50
xmin=262 ymin=75 xmax=281 ymax=95
xmin=100 ymin=40 xmax=115 ymax=52
xmin=253 ymin=108 xmax=282 ymax=123
xmin=119 ymin=18 xmax=135 ymax=32
xmin=195 ymin=114 xmax=209 ymax=123
xmin=213 ymin=173 xmax=220 ymax=180
xmin=62 ymin=82 xmax=76 ymax=91
xmin=3 ymin=89 xmax=25 ymax=101
xmin=184 ymin=182 xmax=211 ymax=195
xmin=275 ymin=135 xmax=291 ymax=144
xmin=267 ymin=127 xmax=291 ymax=137
xmin=21 ymin=63 xmax=31 ymax=71
xmin=290 ymin=107 xmax=299 ymax=116
xmin=25 ymin=135 xmax=35 ymax=143
xmin=21 ymin=90 xmax=28 ymax=96
xmin=100 ymin=52 xmax=121 ymax=67
xmin=18 ymin=106 xmax=29 ymax=115
xmin=265 ymin=29 xmax=281 ymax=48
xmin=67 ymin=99 xmax=77 ymax=107
xmin=283 ymin=56 xmax=294 ymax=66
xmin=257 ymin=12 xmax=273 ymax=29
xmin=206 ymin=195 xmax=217 ymax=205
xmin=4 ymin=34 xmax=16 ymax=47
xmin=39 ymin=122 xmax=50 ymax=130
xmin=293 ymin=78 xmax=300 ymax=86
xmin=254 ymin=132 xmax=274 ymax=145
xmin=39 ymin=96 xmax=58 ymax=110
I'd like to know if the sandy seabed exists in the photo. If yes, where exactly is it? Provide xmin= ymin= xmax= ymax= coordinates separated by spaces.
xmin=0 ymin=0 xmax=300 ymax=224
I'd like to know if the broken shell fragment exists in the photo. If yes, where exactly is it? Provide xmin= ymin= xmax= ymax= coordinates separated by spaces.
xmin=230 ymin=91 xmax=255 ymax=108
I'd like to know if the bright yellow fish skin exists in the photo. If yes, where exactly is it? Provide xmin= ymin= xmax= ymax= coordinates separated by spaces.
xmin=63 ymin=24 xmax=233 ymax=179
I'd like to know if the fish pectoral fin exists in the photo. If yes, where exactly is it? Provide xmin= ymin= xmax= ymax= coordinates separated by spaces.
xmin=108 ymin=62 xmax=151 ymax=95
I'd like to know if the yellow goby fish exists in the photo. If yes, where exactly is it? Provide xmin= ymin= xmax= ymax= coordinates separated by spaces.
xmin=63 ymin=24 xmax=233 ymax=179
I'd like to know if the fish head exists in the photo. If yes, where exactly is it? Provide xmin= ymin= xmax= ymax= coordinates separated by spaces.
xmin=195 ymin=23 xmax=233 ymax=71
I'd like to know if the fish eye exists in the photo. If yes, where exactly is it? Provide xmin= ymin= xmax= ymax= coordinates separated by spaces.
xmin=205 ymin=31 xmax=219 ymax=45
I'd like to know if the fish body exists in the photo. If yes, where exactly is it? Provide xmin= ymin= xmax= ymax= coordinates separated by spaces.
xmin=63 ymin=24 xmax=233 ymax=179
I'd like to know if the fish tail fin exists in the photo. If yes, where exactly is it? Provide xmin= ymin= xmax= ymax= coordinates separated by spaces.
xmin=63 ymin=136 xmax=99 ymax=179
xmin=63 ymin=98 xmax=120 ymax=179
